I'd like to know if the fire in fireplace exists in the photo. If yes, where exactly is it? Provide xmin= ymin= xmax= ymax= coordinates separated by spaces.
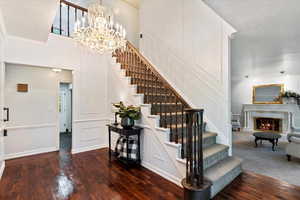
xmin=254 ymin=117 xmax=282 ymax=132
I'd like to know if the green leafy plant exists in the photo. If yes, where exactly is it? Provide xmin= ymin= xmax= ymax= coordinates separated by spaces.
xmin=113 ymin=101 xmax=141 ymax=120
xmin=282 ymin=91 xmax=300 ymax=98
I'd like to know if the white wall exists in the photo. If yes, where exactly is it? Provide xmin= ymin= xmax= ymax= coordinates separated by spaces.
xmin=4 ymin=65 xmax=72 ymax=159
xmin=232 ymin=73 xmax=300 ymax=115
xmin=139 ymin=0 xmax=235 ymax=151
xmin=0 ymin=8 xmax=6 ymax=178
xmin=4 ymin=34 xmax=110 ymax=156
xmin=103 ymin=0 xmax=139 ymax=47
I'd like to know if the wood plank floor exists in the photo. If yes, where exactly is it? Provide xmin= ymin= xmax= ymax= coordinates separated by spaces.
xmin=0 ymin=148 xmax=300 ymax=200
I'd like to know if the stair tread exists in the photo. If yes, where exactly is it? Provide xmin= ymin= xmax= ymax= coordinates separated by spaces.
xmin=157 ymin=112 xmax=186 ymax=116
xmin=165 ymin=124 xmax=217 ymax=137
xmin=144 ymin=93 xmax=172 ymax=96
xmin=203 ymin=144 xmax=229 ymax=159
xmin=153 ymin=102 xmax=182 ymax=105
xmin=138 ymin=84 xmax=164 ymax=88
xmin=204 ymin=156 xmax=242 ymax=182
xmin=176 ymin=144 xmax=228 ymax=164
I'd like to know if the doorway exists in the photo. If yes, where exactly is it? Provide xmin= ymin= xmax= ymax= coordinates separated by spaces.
xmin=59 ymin=83 xmax=72 ymax=152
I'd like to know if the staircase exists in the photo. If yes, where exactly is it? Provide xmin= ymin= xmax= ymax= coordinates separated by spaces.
xmin=114 ymin=42 xmax=242 ymax=198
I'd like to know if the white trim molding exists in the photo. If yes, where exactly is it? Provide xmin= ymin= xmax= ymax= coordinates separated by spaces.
xmin=6 ymin=123 xmax=57 ymax=130
xmin=0 ymin=161 xmax=5 ymax=179
xmin=74 ymin=118 xmax=109 ymax=123
xmin=4 ymin=147 xmax=58 ymax=160
xmin=141 ymin=161 xmax=182 ymax=187
xmin=71 ymin=144 xmax=107 ymax=154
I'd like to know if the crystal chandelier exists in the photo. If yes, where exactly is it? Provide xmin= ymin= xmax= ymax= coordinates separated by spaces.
xmin=73 ymin=0 xmax=126 ymax=53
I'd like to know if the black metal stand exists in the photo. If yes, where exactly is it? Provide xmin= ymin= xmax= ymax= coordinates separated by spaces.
xmin=107 ymin=124 xmax=142 ymax=167
xmin=182 ymin=178 xmax=211 ymax=200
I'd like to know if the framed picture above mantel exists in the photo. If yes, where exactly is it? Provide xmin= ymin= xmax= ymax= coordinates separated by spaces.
xmin=252 ymin=84 xmax=284 ymax=104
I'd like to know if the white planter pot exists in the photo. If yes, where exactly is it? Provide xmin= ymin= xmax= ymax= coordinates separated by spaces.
xmin=283 ymin=97 xmax=297 ymax=104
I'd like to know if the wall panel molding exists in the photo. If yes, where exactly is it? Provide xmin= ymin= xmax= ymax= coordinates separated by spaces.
xmin=71 ymin=144 xmax=107 ymax=154
xmin=6 ymin=123 xmax=57 ymax=130
xmin=4 ymin=146 xmax=58 ymax=160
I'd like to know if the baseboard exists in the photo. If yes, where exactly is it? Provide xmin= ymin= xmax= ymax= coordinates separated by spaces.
xmin=141 ymin=161 xmax=182 ymax=187
xmin=0 ymin=161 xmax=5 ymax=179
xmin=71 ymin=144 xmax=107 ymax=154
xmin=4 ymin=147 xmax=58 ymax=160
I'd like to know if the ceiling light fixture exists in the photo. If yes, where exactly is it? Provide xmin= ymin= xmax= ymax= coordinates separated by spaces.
xmin=73 ymin=0 xmax=126 ymax=54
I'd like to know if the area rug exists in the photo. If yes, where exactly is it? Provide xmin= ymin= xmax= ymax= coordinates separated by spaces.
xmin=233 ymin=131 xmax=300 ymax=186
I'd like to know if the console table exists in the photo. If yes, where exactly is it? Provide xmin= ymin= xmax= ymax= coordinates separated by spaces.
xmin=107 ymin=124 xmax=143 ymax=166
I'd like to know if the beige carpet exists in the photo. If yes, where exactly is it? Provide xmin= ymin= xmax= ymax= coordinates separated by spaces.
xmin=233 ymin=131 xmax=300 ymax=186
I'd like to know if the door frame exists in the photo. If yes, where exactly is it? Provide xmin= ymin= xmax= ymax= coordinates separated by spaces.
xmin=57 ymin=80 xmax=73 ymax=152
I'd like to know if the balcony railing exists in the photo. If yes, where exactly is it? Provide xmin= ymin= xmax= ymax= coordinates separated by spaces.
xmin=51 ymin=0 xmax=87 ymax=37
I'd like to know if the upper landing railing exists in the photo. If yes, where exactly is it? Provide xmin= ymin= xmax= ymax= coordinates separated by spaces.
xmin=51 ymin=0 xmax=87 ymax=37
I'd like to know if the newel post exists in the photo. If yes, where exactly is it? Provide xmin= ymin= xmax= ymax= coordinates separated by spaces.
xmin=181 ymin=109 xmax=211 ymax=200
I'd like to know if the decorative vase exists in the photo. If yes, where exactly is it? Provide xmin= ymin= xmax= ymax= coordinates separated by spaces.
xmin=121 ymin=117 xmax=134 ymax=129
xmin=290 ymin=97 xmax=297 ymax=104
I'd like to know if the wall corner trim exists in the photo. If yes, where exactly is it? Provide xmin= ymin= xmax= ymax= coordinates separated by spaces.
xmin=0 ymin=161 xmax=5 ymax=179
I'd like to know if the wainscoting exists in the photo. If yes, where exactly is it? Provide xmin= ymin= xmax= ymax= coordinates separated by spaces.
xmin=4 ymin=124 xmax=58 ymax=160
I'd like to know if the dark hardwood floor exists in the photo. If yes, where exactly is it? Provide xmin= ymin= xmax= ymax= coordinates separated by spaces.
xmin=0 ymin=146 xmax=300 ymax=200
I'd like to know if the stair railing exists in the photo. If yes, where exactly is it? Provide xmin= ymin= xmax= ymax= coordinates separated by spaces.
xmin=115 ymin=43 xmax=210 ymax=198
xmin=115 ymin=42 xmax=195 ymax=159
xmin=51 ymin=0 xmax=87 ymax=37
xmin=182 ymin=109 xmax=211 ymax=199
xmin=185 ymin=109 xmax=204 ymax=186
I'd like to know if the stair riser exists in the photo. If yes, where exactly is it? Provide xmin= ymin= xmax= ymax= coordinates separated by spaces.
xmin=131 ymin=78 xmax=162 ymax=85
xmin=209 ymin=164 xmax=242 ymax=198
xmin=160 ymin=114 xmax=186 ymax=125
xmin=174 ymin=133 xmax=216 ymax=149
xmin=151 ymin=104 xmax=183 ymax=114
xmin=137 ymin=86 xmax=168 ymax=95
xmin=204 ymin=148 xmax=229 ymax=170
xmin=125 ymin=70 xmax=157 ymax=79
xmin=144 ymin=95 xmax=175 ymax=104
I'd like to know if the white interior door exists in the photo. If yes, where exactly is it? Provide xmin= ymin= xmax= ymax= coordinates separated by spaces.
xmin=59 ymin=83 xmax=72 ymax=133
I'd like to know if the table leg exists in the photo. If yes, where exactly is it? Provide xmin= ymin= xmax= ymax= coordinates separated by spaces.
xmin=276 ymin=139 xmax=279 ymax=146
xmin=108 ymin=127 xmax=111 ymax=161
xmin=138 ymin=133 xmax=141 ymax=164
xmin=271 ymin=140 xmax=275 ymax=151
xmin=126 ymin=136 xmax=129 ymax=162
xmin=255 ymin=138 xmax=258 ymax=147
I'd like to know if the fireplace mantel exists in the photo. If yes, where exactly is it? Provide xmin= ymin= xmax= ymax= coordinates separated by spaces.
xmin=242 ymin=104 xmax=299 ymax=133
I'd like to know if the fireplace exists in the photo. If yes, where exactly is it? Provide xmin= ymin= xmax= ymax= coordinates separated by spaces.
xmin=254 ymin=117 xmax=282 ymax=132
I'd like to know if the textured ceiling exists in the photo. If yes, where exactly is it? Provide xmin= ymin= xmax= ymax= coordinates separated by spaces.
xmin=0 ymin=0 xmax=59 ymax=41
xmin=204 ymin=0 xmax=300 ymax=77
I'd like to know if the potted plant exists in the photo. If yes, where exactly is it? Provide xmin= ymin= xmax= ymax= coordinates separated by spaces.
xmin=113 ymin=102 xmax=141 ymax=129
xmin=281 ymin=91 xmax=299 ymax=104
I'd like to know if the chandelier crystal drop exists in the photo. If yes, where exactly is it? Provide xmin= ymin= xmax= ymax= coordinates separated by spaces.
xmin=73 ymin=1 xmax=126 ymax=53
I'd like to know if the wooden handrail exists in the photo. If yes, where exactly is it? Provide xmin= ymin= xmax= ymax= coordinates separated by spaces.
xmin=61 ymin=0 xmax=88 ymax=12
xmin=126 ymin=42 xmax=191 ymax=108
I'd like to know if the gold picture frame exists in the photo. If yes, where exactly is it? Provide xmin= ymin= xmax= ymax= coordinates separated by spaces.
xmin=252 ymin=84 xmax=284 ymax=104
